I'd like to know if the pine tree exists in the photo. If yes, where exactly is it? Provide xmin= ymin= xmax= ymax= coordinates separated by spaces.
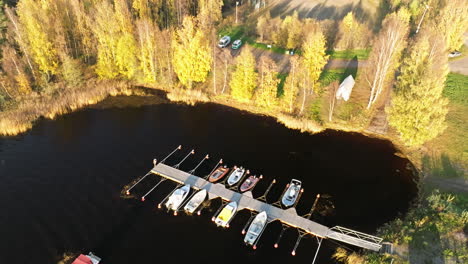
xmin=300 ymin=29 xmax=328 ymax=114
xmin=387 ymin=31 xmax=449 ymax=146
xmin=255 ymin=56 xmax=279 ymax=109
xmin=230 ymin=47 xmax=257 ymax=102
xmin=172 ymin=16 xmax=212 ymax=89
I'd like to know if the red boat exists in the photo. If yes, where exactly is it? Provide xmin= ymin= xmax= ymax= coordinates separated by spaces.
xmin=209 ymin=166 xmax=230 ymax=183
xmin=239 ymin=175 xmax=262 ymax=192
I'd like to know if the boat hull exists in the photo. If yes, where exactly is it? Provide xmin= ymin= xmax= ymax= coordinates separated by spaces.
xmin=208 ymin=166 xmax=230 ymax=183
xmin=227 ymin=167 xmax=246 ymax=186
xmin=244 ymin=211 xmax=268 ymax=245
xmin=165 ymin=185 xmax=190 ymax=211
xmin=184 ymin=189 xmax=207 ymax=214
xmin=239 ymin=175 xmax=260 ymax=192
xmin=214 ymin=201 xmax=238 ymax=227
xmin=281 ymin=179 xmax=302 ymax=207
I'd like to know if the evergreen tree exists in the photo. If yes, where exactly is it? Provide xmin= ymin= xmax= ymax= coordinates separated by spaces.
xmin=388 ymin=32 xmax=449 ymax=146
xmin=255 ymin=56 xmax=279 ymax=109
xmin=172 ymin=16 xmax=212 ymax=89
xmin=230 ymin=47 xmax=257 ymax=102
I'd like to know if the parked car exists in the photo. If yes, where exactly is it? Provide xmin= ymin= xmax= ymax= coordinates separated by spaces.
xmin=218 ymin=36 xmax=231 ymax=48
xmin=448 ymin=51 xmax=462 ymax=58
xmin=231 ymin=39 xmax=242 ymax=50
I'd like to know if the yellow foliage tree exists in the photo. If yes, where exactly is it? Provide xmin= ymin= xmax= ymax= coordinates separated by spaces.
xmin=136 ymin=19 xmax=158 ymax=83
xmin=116 ymin=33 xmax=138 ymax=79
xmin=172 ymin=16 xmax=212 ymax=89
xmin=388 ymin=31 xmax=449 ymax=146
xmin=300 ymin=29 xmax=329 ymax=114
xmin=434 ymin=0 xmax=468 ymax=51
xmin=17 ymin=0 xmax=58 ymax=77
xmin=282 ymin=56 xmax=301 ymax=113
xmin=255 ymin=56 xmax=279 ymax=109
xmin=230 ymin=47 xmax=257 ymax=102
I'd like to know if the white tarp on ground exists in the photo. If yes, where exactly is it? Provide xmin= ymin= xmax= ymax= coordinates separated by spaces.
xmin=336 ymin=75 xmax=355 ymax=101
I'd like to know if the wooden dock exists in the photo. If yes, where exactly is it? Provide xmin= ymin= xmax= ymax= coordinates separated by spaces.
xmin=151 ymin=163 xmax=383 ymax=251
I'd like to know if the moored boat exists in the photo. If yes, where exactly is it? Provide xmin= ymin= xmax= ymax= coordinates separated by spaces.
xmin=244 ymin=211 xmax=268 ymax=246
xmin=165 ymin=185 xmax=190 ymax=211
xmin=281 ymin=179 xmax=302 ymax=207
xmin=71 ymin=252 xmax=101 ymax=264
xmin=239 ymin=175 xmax=262 ymax=192
xmin=226 ymin=166 xmax=246 ymax=186
xmin=214 ymin=201 xmax=238 ymax=227
xmin=184 ymin=189 xmax=207 ymax=214
xmin=208 ymin=165 xmax=230 ymax=183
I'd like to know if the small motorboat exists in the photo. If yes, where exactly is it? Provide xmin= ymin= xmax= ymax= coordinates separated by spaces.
xmin=71 ymin=252 xmax=101 ymax=264
xmin=214 ymin=201 xmax=238 ymax=227
xmin=208 ymin=165 xmax=230 ymax=183
xmin=165 ymin=185 xmax=190 ymax=211
xmin=281 ymin=179 xmax=302 ymax=207
xmin=184 ymin=189 xmax=207 ymax=214
xmin=244 ymin=211 xmax=268 ymax=246
xmin=239 ymin=175 xmax=262 ymax=192
xmin=226 ymin=166 xmax=246 ymax=186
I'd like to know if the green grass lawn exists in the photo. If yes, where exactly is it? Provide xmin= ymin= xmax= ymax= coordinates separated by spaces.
xmin=326 ymin=49 xmax=371 ymax=60
xmin=318 ymin=69 xmax=347 ymax=87
xmin=425 ymin=73 xmax=468 ymax=177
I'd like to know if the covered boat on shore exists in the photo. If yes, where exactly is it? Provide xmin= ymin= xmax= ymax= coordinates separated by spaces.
xmin=184 ymin=189 xmax=207 ymax=214
xmin=214 ymin=201 xmax=238 ymax=228
xmin=165 ymin=185 xmax=190 ymax=211
xmin=281 ymin=179 xmax=302 ymax=207
xmin=244 ymin=211 xmax=268 ymax=246
xmin=208 ymin=165 xmax=230 ymax=183
xmin=239 ymin=175 xmax=262 ymax=192
xmin=71 ymin=252 xmax=101 ymax=264
xmin=226 ymin=166 xmax=246 ymax=186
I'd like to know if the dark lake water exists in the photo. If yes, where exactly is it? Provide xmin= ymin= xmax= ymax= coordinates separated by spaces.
xmin=0 ymin=95 xmax=417 ymax=264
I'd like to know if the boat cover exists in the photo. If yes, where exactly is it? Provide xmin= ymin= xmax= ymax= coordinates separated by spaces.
xmin=218 ymin=208 xmax=232 ymax=221
xmin=336 ymin=75 xmax=355 ymax=101
xmin=72 ymin=255 xmax=93 ymax=264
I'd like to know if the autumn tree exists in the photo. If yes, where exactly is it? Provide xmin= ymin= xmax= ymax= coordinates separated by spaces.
xmin=60 ymin=55 xmax=83 ymax=87
xmin=365 ymin=9 xmax=410 ymax=109
xmin=172 ymin=16 xmax=212 ymax=89
xmin=197 ymin=0 xmax=223 ymax=31
xmin=300 ymin=29 xmax=329 ymax=114
xmin=136 ymin=19 xmax=158 ymax=83
xmin=17 ymin=0 xmax=58 ymax=78
xmin=1 ymin=44 xmax=31 ymax=96
xmin=230 ymin=47 xmax=257 ymax=102
xmin=255 ymin=56 xmax=279 ymax=109
xmin=0 ymin=0 xmax=7 ymax=45
xmin=286 ymin=11 xmax=303 ymax=50
xmin=281 ymin=56 xmax=301 ymax=113
xmin=336 ymin=11 xmax=369 ymax=50
xmin=433 ymin=0 xmax=468 ymax=51
xmin=116 ymin=32 xmax=138 ymax=79
xmin=387 ymin=31 xmax=449 ymax=146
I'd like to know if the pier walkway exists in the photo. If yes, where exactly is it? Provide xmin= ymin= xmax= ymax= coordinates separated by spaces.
xmin=151 ymin=163 xmax=383 ymax=252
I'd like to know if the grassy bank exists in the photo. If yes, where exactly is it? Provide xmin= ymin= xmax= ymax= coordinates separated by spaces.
xmin=0 ymin=80 xmax=135 ymax=136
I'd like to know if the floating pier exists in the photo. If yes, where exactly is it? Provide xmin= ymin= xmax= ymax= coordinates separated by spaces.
xmin=126 ymin=147 xmax=386 ymax=262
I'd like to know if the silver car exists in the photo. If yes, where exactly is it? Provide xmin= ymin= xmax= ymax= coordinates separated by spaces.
xmin=218 ymin=36 xmax=231 ymax=48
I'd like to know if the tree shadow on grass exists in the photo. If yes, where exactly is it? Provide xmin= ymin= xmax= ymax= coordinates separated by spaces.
xmin=341 ymin=55 xmax=359 ymax=82
xmin=422 ymin=153 xmax=461 ymax=179
xmin=409 ymin=224 xmax=446 ymax=264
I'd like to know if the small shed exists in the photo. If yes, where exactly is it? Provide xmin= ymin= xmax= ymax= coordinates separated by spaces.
xmin=335 ymin=75 xmax=355 ymax=101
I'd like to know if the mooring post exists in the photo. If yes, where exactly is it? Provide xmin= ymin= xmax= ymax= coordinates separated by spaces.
xmin=126 ymin=171 xmax=152 ymax=195
xmin=160 ymin=145 xmax=182 ymax=164
xmin=174 ymin=149 xmax=195 ymax=169
xmin=257 ymin=178 xmax=275 ymax=202
xmin=204 ymin=158 xmax=223 ymax=180
xmin=292 ymin=188 xmax=305 ymax=208
xmin=189 ymin=154 xmax=209 ymax=174
xmin=311 ymin=237 xmax=323 ymax=264
xmin=141 ymin=178 xmax=167 ymax=201
xmin=274 ymin=225 xmax=289 ymax=248
xmin=291 ymin=231 xmax=305 ymax=256
xmin=304 ymin=194 xmax=321 ymax=219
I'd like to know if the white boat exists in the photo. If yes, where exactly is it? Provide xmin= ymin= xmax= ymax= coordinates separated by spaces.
xmin=244 ymin=211 xmax=268 ymax=246
xmin=165 ymin=185 xmax=190 ymax=211
xmin=184 ymin=189 xmax=207 ymax=214
xmin=227 ymin=166 xmax=246 ymax=186
xmin=214 ymin=201 xmax=238 ymax=227
xmin=281 ymin=179 xmax=302 ymax=207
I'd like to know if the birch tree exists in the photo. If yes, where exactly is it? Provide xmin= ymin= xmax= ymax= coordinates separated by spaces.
xmin=255 ymin=56 xmax=279 ymax=109
xmin=365 ymin=10 xmax=410 ymax=109
xmin=281 ymin=56 xmax=300 ymax=113
xmin=230 ymin=47 xmax=257 ymax=102
xmin=300 ymin=29 xmax=328 ymax=114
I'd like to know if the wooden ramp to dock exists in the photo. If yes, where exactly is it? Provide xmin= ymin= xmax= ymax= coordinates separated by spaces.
xmin=151 ymin=163 xmax=383 ymax=251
